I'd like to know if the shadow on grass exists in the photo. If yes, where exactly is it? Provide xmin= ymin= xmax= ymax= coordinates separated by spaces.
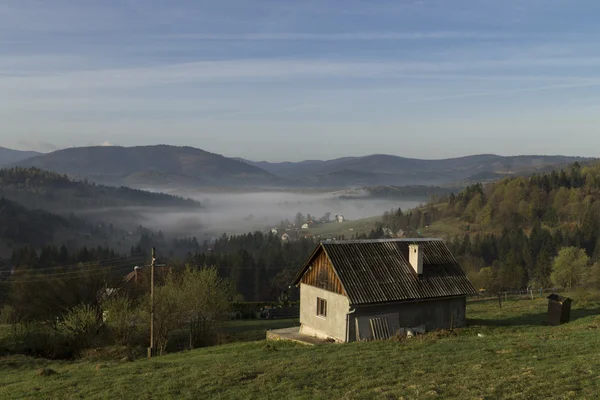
xmin=468 ymin=307 xmax=600 ymax=327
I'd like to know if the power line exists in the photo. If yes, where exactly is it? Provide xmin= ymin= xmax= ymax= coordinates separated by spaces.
xmin=188 ymin=264 xmax=304 ymax=270
xmin=0 ymin=255 xmax=146 ymax=273
xmin=9 ymin=262 xmax=141 ymax=278
xmin=0 ymin=263 xmax=141 ymax=284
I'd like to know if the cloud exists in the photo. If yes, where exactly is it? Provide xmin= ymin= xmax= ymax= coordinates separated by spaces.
xmin=398 ymin=82 xmax=600 ymax=104
xmin=165 ymin=31 xmax=514 ymax=41
xmin=3 ymin=56 xmax=600 ymax=94
xmin=16 ymin=140 xmax=58 ymax=153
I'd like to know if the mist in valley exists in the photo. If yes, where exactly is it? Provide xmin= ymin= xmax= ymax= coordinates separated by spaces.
xmin=78 ymin=190 xmax=427 ymax=240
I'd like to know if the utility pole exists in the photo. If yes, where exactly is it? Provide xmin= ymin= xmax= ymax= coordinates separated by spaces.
xmin=148 ymin=247 xmax=156 ymax=358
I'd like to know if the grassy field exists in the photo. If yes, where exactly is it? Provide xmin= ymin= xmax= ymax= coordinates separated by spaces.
xmin=306 ymin=216 xmax=382 ymax=238
xmin=2 ymin=294 xmax=600 ymax=399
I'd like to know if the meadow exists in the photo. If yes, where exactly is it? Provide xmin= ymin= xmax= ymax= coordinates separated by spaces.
xmin=1 ymin=293 xmax=600 ymax=399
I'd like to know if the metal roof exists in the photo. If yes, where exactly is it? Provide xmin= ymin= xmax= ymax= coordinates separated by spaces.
xmin=293 ymin=239 xmax=478 ymax=306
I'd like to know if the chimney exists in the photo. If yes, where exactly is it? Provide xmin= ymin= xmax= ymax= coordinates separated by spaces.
xmin=409 ymin=244 xmax=423 ymax=276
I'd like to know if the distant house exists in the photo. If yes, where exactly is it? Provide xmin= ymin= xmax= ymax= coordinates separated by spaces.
xmin=291 ymin=239 xmax=477 ymax=342
xmin=301 ymin=223 xmax=309 ymax=229
xmin=335 ymin=214 xmax=345 ymax=223
xmin=271 ymin=228 xmax=278 ymax=235
xmin=281 ymin=233 xmax=290 ymax=242
xmin=116 ymin=265 xmax=170 ymax=294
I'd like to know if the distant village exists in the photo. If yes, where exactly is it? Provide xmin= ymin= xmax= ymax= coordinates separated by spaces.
xmin=268 ymin=212 xmax=409 ymax=243
xmin=271 ymin=213 xmax=346 ymax=242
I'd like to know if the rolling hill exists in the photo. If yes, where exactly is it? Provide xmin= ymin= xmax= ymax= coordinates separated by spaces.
xmin=1 ymin=296 xmax=599 ymax=399
xmin=15 ymin=145 xmax=280 ymax=188
xmin=0 ymin=167 xmax=200 ymax=214
xmin=14 ymin=145 xmax=594 ymax=189
xmin=0 ymin=147 xmax=39 ymax=165
xmin=241 ymin=154 xmax=594 ymax=187
xmin=0 ymin=197 xmax=137 ymax=256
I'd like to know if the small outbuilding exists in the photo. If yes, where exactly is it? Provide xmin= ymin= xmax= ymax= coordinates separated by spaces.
xmin=547 ymin=294 xmax=572 ymax=325
xmin=291 ymin=238 xmax=478 ymax=342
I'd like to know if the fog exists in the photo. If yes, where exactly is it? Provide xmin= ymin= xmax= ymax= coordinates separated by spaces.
xmin=142 ymin=190 xmax=425 ymax=239
xmin=76 ymin=190 xmax=426 ymax=240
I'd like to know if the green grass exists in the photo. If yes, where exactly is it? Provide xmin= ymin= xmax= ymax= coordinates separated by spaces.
xmin=222 ymin=319 xmax=300 ymax=343
xmin=2 ymin=295 xmax=600 ymax=399
xmin=306 ymin=216 xmax=382 ymax=238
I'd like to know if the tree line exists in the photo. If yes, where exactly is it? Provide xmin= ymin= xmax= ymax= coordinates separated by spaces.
xmin=0 ymin=167 xmax=200 ymax=212
xmin=376 ymin=162 xmax=600 ymax=291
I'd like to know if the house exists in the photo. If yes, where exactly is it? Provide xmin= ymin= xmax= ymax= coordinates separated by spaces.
xmin=271 ymin=228 xmax=278 ymax=235
xmin=301 ymin=223 xmax=309 ymax=229
xmin=291 ymin=238 xmax=477 ymax=342
xmin=335 ymin=214 xmax=345 ymax=223
xmin=281 ymin=233 xmax=290 ymax=242
xmin=115 ymin=265 xmax=171 ymax=296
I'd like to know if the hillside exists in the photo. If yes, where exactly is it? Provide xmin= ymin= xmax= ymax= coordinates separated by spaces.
xmin=13 ymin=146 xmax=592 ymax=189
xmin=15 ymin=145 xmax=280 ymax=188
xmin=371 ymin=162 xmax=600 ymax=291
xmin=0 ymin=197 xmax=135 ymax=256
xmin=334 ymin=185 xmax=453 ymax=200
xmin=0 ymin=197 xmax=73 ymax=249
xmin=0 ymin=168 xmax=200 ymax=214
xmin=0 ymin=147 xmax=39 ymax=166
xmin=241 ymin=154 xmax=594 ymax=187
xmin=2 ymin=295 xmax=599 ymax=399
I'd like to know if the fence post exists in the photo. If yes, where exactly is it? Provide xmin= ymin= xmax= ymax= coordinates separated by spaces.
xmin=498 ymin=293 xmax=502 ymax=309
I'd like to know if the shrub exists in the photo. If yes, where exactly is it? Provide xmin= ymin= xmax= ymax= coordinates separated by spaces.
xmin=59 ymin=304 xmax=102 ymax=350
xmin=573 ymin=288 xmax=595 ymax=306
xmin=0 ymin=305 xmax=17 ymax=325
xmin=0 ymin=322 xmax=73 ymax=359
xmin=102 ymin=296 xmax=143 ymax=345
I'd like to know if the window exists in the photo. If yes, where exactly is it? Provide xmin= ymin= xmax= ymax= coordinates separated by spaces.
xmin=317 ymin=297 xmax=327 ymax=318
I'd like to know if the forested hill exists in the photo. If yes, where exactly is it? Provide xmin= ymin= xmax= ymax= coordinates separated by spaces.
xmin=12 ymin=144 xmax=592 ymax=189
xmin=241 ymin=154 xmax=594 ymax=187
xmin=0 ymin=147 xmax=39 ymax=165
xmin=0 ymin=168 xmax=200 ymax=213
xmin=0 ymin=197 xmax=73 ymax=249
xmin=14 ymin=145 xmax=279 ymax=188
xmin=378 ymin=162 xmax=600 ymax=292
xmin=431 ymin=161 xmax=600 ymax=230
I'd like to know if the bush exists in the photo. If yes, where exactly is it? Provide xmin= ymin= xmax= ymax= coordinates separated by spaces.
xmin=59 ymin=304 xmax=102 ymax=350
xmin=0 ymin=322 xmax=73 ymax=359
xmin=573 ymin=288 xmax=596 ymax=306
xmin=102 ymin=296 xmax=143 ymax=345
xmin=0 ymin=305 xmax=17 ymax=325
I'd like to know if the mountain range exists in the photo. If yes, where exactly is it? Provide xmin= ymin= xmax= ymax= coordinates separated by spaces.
xmin=8 ymin=145 xmax=595 ymax=189
xmin=13 ymin=145 xmax=279 ymax=188
xmin=0 ymin=147 xmax=40 ymax=165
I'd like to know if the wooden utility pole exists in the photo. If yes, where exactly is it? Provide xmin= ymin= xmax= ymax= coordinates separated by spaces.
xmin=148 ymin=247 xmax=156 ymax=358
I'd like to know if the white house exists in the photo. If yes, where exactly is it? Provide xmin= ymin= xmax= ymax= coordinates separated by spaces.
xmin=291 ymin=239 xmax=477 ymax=342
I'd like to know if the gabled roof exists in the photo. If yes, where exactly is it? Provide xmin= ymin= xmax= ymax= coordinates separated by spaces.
xmin=293 ymin=239 xmax=478 ymax=305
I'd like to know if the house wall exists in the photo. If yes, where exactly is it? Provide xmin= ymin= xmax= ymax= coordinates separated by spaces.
xmin=300 ymin=250 xmax=345 ymax=296
xmin=299 ymin=283 xmax=350 ymax=342
xmin=348 ymin=297 xmax=467 ymax=342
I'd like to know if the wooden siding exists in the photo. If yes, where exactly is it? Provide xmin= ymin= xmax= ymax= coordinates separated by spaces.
xmin=300 ymin=250 xmax=345 ymax=296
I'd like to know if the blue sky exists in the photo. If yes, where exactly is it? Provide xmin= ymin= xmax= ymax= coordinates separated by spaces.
xmin=2 ymin=0 xmax=600 ymax=161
